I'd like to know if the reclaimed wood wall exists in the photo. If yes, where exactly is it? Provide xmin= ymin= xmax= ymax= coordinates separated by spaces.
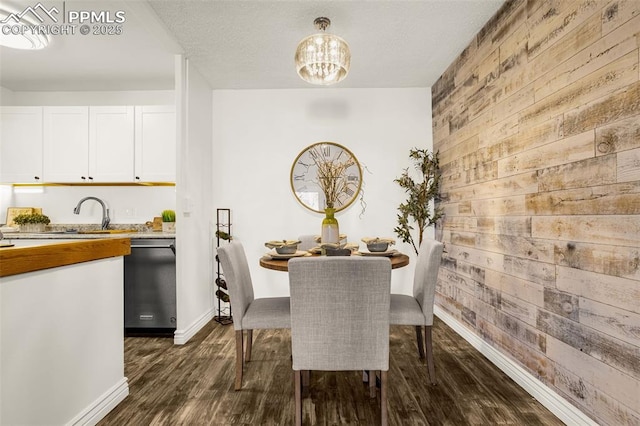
xmin=431 ymin=0 xmax=640 ymax=424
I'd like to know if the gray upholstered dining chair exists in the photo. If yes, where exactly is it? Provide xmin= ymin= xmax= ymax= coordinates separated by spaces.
xmin=216 ymin=242 xmax=291 ymax=390
xmin=288 ymin=256 xmax=392 ymax=426
xmin=390 ymin=238 xmax=444 ymax=385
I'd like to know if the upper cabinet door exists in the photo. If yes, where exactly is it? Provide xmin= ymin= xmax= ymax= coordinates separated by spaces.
xmin=0 ymin=107 xmax=43 ymax=183
xmin=89 ymin=106 xmax=134 ymax=182
xmin=135 ymin=105 xmax=176 ymax=182
xmin=43 ymin=106 xmax=89 ymax=182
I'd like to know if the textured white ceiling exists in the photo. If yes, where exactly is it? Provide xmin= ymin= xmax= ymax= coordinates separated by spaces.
xmin=0 ymin=0 xmax=504 ymax=92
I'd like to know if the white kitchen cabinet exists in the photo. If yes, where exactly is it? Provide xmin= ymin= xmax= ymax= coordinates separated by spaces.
xmin=90 ymin=106 xmax=135 ymax=182
xmin=0 ymin=107 xmax=43 ymax=183
xmin=135 ymin=105 xmax=176 ymax=182
xmin=5 ymin=105 xmax=174 ymax=184
xmin=43 ymin=106 xmax=90 ymax=182
xmin=44 ymin=106 xmax=135 ymax=183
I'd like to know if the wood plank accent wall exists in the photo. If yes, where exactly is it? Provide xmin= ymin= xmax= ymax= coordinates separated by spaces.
xmin=431 ymin=1 xmax=640 ymax=424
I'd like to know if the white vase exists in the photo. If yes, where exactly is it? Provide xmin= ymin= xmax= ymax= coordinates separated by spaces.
xmin=20 ymin=223 xmax=46 ymax=233
xmin=162 ymin=222 xmax=176 ymax=233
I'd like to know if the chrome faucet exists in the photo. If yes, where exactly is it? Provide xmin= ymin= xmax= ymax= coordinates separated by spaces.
xmin=73 ymin=196 xmax=110 ymax=230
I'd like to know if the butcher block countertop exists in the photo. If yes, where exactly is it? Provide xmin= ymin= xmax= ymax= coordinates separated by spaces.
xmin=0 ymin=237 xmax=131 ymax=277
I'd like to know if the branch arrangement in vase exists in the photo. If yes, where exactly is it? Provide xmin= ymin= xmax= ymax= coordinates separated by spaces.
xmin=311 ymin=145 xmax=356 ymax=209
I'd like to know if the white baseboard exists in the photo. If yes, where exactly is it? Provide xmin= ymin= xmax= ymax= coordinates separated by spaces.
xmin=434 ymin=306 xmax=597 ymax=426
xmin=173 ymin=307 xmax=215 ymax=345
xmin=68 ymin=377 xmax=129 ymax=426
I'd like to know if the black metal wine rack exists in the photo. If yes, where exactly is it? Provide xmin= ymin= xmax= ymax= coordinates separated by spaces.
xmin=214 ymin=208 xmax=233 ymax=325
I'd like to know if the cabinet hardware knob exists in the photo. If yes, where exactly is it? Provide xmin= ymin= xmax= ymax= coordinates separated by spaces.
xmin=81 ymin=176 xmax=86 ymax=180
xmin=135 ymin=176 xmax=140 ymax=180
xmin=88 ymin=176 xmax=93 ymax=180
xmin=34 ymin=176 xmax=40 ymax=180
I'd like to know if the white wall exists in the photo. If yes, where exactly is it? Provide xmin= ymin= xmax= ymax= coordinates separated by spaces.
xmin=173 ymin=57 xmax=215 ymax=343
xmin=211 ymin=88 xmax=433 ymax=299
xmin=0 ymin=87 xmax=14 ymax=105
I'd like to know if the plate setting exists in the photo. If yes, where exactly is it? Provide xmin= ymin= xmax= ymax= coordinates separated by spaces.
xmin=266 ymin=250 xmax=309 ymax=260
xmin=357 ymin=249 xmax=399 ymax=257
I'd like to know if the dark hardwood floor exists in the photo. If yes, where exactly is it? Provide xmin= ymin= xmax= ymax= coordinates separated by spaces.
xmin=99 ymin=317 xmax=563 ymax=425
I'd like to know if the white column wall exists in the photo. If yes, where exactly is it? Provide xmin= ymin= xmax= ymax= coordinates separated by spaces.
xmin=173 ymin=57 xmax=215 ymax=343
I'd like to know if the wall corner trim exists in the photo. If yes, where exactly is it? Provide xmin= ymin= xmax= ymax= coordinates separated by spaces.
xmin=67 ymin=377 xmax=129 ymax=426
xmin=434 ymin=306 xmax=598 ymax=426
xmin=173 ymin=307 xmax=216 ymax=345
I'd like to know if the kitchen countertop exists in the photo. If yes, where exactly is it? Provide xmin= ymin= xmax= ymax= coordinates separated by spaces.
xmin=1 ymin=223 xmax=175 ymax=239
xmin=4 ymin=231 xmax=175 ymax=240
xmin=0 ymin=237 xmax=131 ymax=277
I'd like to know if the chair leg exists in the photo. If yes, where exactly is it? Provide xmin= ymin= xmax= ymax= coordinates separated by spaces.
xmin=245 ymin=329 xmax=253 ymax=362
xmin=425 ymin=325 xmax=436 ymax=385
xmin=415 ymin=325 xmax=425 ymax=359
xmin=294 ymin=370 xmax=302 ymax=426
xmin=235 ymin=330 xmax=244 ymax=391
xmin=369 ymin=370 xmax=376 ymax=398
xmin=380 ymin=370 xmax=388 ymax=426
xmin=302 ymin=370 xmax=310 ymax=388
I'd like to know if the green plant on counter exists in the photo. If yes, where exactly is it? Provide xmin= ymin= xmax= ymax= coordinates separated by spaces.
xmin=161 ymin=210 xmax=176 ymax=222
xmin=394 ymin=148 xmax=442 ymax=255
xmin=13 ymin=213 xmax=51 ymax=225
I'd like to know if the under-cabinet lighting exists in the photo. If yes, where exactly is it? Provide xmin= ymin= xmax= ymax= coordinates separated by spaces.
xmin=13 ymin=186 xmax=44 ymax=194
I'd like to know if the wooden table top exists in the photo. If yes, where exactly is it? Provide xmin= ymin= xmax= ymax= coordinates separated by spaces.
xmin=259 ymin=252 xmax=410 ymax=272
xmin=0 ymin=238 xmax=131 ymax=278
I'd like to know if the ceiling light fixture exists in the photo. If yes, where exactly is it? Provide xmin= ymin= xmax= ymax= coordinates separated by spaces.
xmin=295 ymin=17 xmax=350 ymax=86
xmin=0 ymin=8 xmax=49 ymax=50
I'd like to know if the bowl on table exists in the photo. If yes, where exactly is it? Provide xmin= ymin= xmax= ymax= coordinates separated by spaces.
xmin=265 ymin=240 xmax=301 ymax=254
xmin=276 ymin=245 xmax=298 ymax=254
xmin=361 ymin=237 xmax=396 ymax=253
xmin=366 ymin=242 xmax=389 ymax=252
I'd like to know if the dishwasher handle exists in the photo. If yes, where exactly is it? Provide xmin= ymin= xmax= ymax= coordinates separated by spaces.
xmin=131 ymin=243 xmax=176 ymax=255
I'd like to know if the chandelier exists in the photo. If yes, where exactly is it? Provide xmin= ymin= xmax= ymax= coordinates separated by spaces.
xmin=295 ymin=17 xmax=350 ymax=86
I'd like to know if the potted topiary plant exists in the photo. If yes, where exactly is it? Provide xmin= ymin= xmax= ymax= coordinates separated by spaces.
xmin=394 ymin=148 xmax=443 ymax=255
xmin=13 ymin=213 xmax=51 ymax=233
xmin=161 ymin=209 xmax=176 ymax=233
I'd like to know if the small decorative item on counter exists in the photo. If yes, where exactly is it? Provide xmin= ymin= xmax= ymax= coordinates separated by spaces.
xmin=13 ymin=213 xmax=51 ymax=233
xmin=361 ymin=237 xmax=396 ymax=252
xmin=151 ymin=217 xmax=163 ymax=231
xmin=265 ymin=240 xmax=301 ymax=254
xmin=161 ymin=210 xmax=176 ymax=233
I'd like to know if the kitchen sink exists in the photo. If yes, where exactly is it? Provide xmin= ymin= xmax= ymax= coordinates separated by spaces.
xmin=78 ymin=229 xmax=138 ymax=234
xmin=27 ymin=229 xmax=138 ymax=235
xmin=37 ymin=230 xmax=79 ymax=234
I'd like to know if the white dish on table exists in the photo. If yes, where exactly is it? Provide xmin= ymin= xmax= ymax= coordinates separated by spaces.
xmin=358 ymin=249 xmax=398 ymax=257
xmin=267 ymin=250 xmax=308 ymax=260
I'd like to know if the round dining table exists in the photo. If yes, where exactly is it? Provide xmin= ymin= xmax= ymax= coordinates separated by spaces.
xmin=259 ymin=252 xmax=410 ymax=272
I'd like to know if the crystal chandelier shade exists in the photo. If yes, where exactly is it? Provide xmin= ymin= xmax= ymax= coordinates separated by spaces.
xmin=295 ymin=17 xmax=350 ymax=86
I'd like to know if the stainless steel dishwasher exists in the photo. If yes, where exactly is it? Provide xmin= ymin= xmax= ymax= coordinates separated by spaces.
xmin=124 ymin=238 xmax=176 ymax=336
